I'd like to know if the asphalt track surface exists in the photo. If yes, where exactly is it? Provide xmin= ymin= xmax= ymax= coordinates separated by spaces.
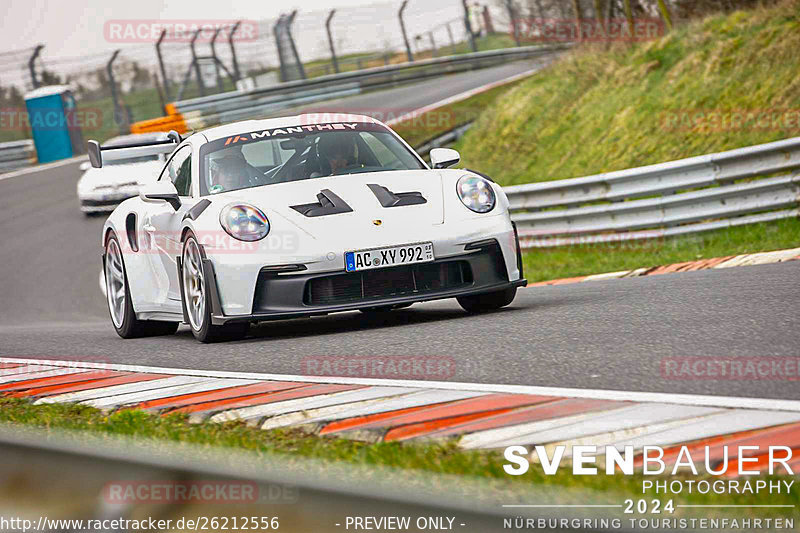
xmin=1 ymin=60 xmax=799 ymax=402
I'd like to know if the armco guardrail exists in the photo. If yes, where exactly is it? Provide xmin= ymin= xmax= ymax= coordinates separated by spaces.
xmin=0 ymin=425 xmax=625 ymax=533
xmin=0 ymin=139 xmax=36 ymax=173
xmin=169 ymin=45 xmax=567 ymax=131
xmin=506 ymin=137 xmax=800 ymax=248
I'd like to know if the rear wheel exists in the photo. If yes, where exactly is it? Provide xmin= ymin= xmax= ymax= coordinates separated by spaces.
xmin=457 ymin=287 xmax=517 ymax=313
xmin=181 ymin=232 xmax=248 ymax=343
xmin=104 ymin=232 xmax=179 ymax=338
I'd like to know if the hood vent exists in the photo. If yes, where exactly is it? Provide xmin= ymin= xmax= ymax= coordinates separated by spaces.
xmin=291 ymin=189 xmax=353 ymax=217
xmin=367 ymin=183 xmax=427 ymax=208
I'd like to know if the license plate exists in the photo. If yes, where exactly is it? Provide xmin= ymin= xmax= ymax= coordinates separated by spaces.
xmin=345 ymin=242 xmax=434 ymax=272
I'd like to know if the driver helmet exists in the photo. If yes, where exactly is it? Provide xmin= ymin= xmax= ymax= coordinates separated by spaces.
xmin=209 ymin=154 xmax=249 ymax=193
xmin=317 ymin=133 xmax=356 ymax=171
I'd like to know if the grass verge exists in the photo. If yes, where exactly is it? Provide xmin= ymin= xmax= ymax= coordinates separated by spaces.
xmin=458 ymin=1 xmax=800 ymax=185
xmin=522 ymin=217 xmax=800 ymax=282
xmin=0 ymin=396 xmax=797 ymax=515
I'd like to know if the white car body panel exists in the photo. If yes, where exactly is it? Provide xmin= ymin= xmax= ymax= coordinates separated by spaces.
xmin=101 ymin=115 xmax=524 ymax=324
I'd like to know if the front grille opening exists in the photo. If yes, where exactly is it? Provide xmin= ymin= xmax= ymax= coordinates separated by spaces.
xmin=305 ymin=261 xmax=472 ymax=306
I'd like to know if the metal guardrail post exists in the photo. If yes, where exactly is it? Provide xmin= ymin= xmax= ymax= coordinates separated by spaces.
xmin=399 ymin=1 xmax=414 ymax=62
xmin=326 ymin=10 xmax=339 ymax=74
xmin=28 ymin=44 xmax=44 ymax=89
xmin=190 ymin=29 xmax=206 ymax=97
xmin=228 ymin=21 xmax=242 ymax=82
xmin=155 ymin=30 xmax=170 ymax=100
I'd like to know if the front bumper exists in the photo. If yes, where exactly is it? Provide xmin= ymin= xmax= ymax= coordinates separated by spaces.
xmin=202 ymin=239 xmax=526 ymax=325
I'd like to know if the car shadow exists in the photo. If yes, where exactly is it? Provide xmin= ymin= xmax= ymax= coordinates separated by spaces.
xmin=168 ymin=289 xmax=603 ymax=344
xmin=237 ymin=299 xmax=538 ymax=344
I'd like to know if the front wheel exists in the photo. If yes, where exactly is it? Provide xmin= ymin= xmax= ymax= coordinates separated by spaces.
xmin=457 ymin=287 xmax=517 ymax=313
xmin=104 ymin=232 xmax=179 ymax=338
xmin=181 ymin=232 xmax=248 ymax=343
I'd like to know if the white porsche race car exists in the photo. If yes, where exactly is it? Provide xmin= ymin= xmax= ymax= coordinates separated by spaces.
xmin=77 ymin=132 xmax=170 ymax=214
xmin=92 ymin=114 xmax=526 ymax=343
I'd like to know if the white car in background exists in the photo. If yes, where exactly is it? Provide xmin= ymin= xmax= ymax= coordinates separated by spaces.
xmin=91 ymin=115 xmax=526 ymax=343
xmin=77 ymin=132 xmax=172 ymax=215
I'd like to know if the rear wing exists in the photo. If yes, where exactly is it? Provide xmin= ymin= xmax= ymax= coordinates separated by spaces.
xmin=87 ymin=130 xmax=183 ymax=168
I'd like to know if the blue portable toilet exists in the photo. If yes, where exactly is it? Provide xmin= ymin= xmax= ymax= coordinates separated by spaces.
xmin=24 ymin=85 xmax=84 ymax=163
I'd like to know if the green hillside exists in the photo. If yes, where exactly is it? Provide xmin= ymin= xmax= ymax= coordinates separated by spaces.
xmin=459 ymin=0 xmax=800 ymax=185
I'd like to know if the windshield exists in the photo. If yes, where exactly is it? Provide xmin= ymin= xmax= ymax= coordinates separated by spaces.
xmin=199 ymin=122 xmax=425 ymax=196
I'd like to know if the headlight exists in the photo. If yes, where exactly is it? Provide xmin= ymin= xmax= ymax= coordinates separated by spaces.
xmin=219 ymin=203 xmax=270 ymax=241
xmin=457 ymin=175 xmax=496 ymax=213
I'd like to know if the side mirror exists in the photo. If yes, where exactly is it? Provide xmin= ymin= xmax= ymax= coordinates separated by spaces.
xmin=79 ymin=161 xmax=91 ymax=172
xmin=140 ymin=180 xmax=181 ymax=211
xmin=87 ymin=140 xmax=102 ymax=168
xmin=430 ymin=148 xmax=460 ymax=169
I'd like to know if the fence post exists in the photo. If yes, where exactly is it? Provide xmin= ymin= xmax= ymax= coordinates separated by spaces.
xmin=190 ymin=29 xmax=206 ymax=96
xmin=326 ymin=10 xmax=339 ymax=74
xmin=286 ymin=11 xmax=307 ymax=80
xmin=28 ymin=44 xmax=44 ymax=89
xmin=399 ymin=1 xmax=414 ymax=62
xmin=228 ymin=21 xmax=242 ymax=82
xmin=273 ymin=15 xmax=288 ymax=82
xmin=428 ymin=32 xmax=438 ymax=57
xmin=155 ymin=30 xmax=170 ymax=100
xmin=461 ymin=0 xmax=477 ymax=52
xmin=106 ymin=50 xmax=127 ymax=134
xmin=446 ymin=23 xmax=456 ymax=50
xmin=153 ymin=68 xmax=167 ymax=115
xmin=210 ymin=28 xmax=224 ymax=92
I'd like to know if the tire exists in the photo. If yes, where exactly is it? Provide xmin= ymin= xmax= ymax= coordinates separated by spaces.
xmin=181 ymin=231 xmax=248 ymax=343
xmin=457 ymin=287 xmax=517 ymax=313
xmin=104 ymin=232 xmax=179 ymax=338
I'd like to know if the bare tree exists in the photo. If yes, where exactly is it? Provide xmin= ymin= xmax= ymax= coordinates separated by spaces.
xmin=572 ymin=0 xmax=583 ymax=41
xmin=656 ymin=0 xmax=673 ymax=30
